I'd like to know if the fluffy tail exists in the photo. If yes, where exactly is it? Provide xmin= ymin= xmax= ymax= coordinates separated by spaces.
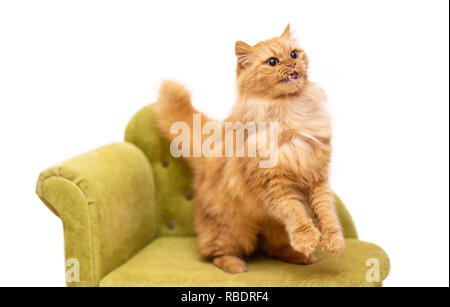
xmin=154 ymin=80 xmax=212 ymax=166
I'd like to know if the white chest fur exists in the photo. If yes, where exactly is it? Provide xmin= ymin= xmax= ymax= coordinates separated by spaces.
xmin=233 ymin=83 xmax=332 ymax=184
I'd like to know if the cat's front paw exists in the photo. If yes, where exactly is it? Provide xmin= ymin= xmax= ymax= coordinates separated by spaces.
xmin=289 ymin=225 xmax=321 ymax=256
xmin=320 ymin=230 xmax=345 ymax=256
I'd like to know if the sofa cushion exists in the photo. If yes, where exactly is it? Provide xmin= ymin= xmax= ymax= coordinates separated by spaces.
xmin=100 ymin=237 xmax=389 ymax=287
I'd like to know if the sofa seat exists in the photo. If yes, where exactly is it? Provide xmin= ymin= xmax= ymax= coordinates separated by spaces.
xmin=100 ymin=237 xmax=390 ymax=287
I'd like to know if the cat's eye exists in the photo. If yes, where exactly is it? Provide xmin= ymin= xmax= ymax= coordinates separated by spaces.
xmin=268 ymin=58 xmax=279 ymax=66
xmin=290 ymin=51 xmax=297 ymax=58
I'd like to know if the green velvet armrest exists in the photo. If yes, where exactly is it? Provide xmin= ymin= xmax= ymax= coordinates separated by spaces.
xmin=36 ymin=143 xmax=157 ymax=286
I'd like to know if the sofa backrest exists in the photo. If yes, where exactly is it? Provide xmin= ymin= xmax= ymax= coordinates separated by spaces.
xmin=125 ymin=105 xmax=196 ymax=236
xmin=125 ymin=104 xmax=358 ymax=239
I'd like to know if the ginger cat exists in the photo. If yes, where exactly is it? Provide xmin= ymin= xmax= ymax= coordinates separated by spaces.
xmin=155 ymin=25 xmax=345 ymax=274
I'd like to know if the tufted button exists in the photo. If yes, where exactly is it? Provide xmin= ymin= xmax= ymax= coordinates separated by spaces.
xmin=161 ymin=158 xmax=169 ymax=168
xmin=185 ymin=191 xmax=193 ymax=201
xmin=167 ymin=220 xmax=176 ymax=230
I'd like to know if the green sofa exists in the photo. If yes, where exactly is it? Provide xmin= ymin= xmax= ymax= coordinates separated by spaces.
xmin=36 ymin=105 xmax=390 ymax=287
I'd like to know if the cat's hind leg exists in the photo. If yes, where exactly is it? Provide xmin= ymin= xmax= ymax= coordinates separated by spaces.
xmin=195 ymin=208 xmax=258 ymax=274
xmin=213 ymin=255 xmax=247 ymax=274
xmin=259 ymin=217 xmax=317 ymax=265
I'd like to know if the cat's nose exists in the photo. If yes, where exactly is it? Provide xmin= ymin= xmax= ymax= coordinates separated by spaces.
xmin=288 ymin=62 xmax=296 ymax=68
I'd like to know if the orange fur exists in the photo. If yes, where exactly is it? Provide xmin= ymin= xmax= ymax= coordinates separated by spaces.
xmin=155 ymin=25 xmax=344 ymax=274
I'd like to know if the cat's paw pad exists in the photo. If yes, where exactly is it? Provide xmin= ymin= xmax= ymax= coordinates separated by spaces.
xmin=289 ymin=226 xmax=321 ymax=256
xmin=320 ymin=230 xmax=345 ymax=255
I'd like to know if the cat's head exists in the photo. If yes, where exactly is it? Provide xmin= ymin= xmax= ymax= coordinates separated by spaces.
xmin=235 ymin=24 xmax=309 ymax=99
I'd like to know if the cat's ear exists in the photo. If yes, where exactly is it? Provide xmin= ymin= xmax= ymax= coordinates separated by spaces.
xmin=281 ymin=24 xmax=291 ymax=38
xmin=235 ymin=41 xmax=253 ymax=67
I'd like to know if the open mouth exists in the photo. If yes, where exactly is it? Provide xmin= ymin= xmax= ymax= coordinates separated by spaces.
xmin=284 ymin=71 xmax=299 ymax=82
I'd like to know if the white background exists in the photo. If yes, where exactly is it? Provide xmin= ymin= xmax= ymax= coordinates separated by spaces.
xmin=0 ymin=0 xmax=448 ymax=287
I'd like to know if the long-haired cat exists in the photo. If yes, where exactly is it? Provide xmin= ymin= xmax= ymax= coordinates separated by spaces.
xmin=155 ymin=25 xmax=345 ymax=274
